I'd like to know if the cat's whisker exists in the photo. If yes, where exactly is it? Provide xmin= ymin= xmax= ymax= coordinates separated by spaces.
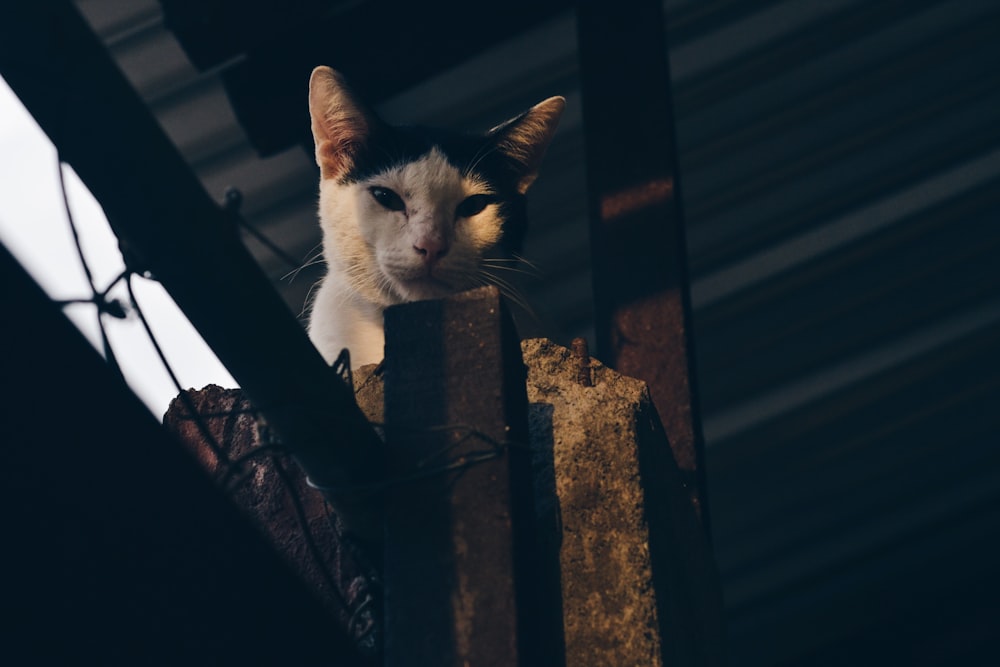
xmin=464 ymin=143 xmax=490 ymax=177
xmin=283 ymin=255 xmax=326 ymax=282
xmin=299 ymin=279 xmax=324 ymax=318
xmin=282 ymin=243 xmax=326 ymax=282
xmin=464 ymin=140 xmax=502 ymax=178
xmin=511 ymin=252 xmax=542 ymax=273
xmin=363 ymin=265 xmax=397 ymax=305
xmin=479 ymin=269 xmax=519 ymax=294
xmin=487 ymin=282 xmax=534 ymax=320
xmin=481 ymin=259 xmax=541 ymax=278
xmin=478 ymin=269 xmax=536 ymax=318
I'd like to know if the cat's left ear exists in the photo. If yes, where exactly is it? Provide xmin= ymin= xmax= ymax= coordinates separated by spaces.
xmin=309 ymin=66 xmax=376 ymax=180
xmin=488 ymin=96 xmax=566 ymax=194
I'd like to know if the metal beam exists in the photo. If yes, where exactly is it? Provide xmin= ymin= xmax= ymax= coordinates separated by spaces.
xmin=0 ymin=1 xmax=384 ymax=541
xmin=577 ymin=0 xmax=710 ymax=524
xmin=0 ymin=241 xmax=364 ymax=664
xmin=159 ymin=0 xmax=576 ymax=155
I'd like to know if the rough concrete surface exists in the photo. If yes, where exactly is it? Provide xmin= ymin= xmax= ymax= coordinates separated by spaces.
xmin=163 ymin=382 xmax=382 ymax=663
xmin=162 ymin=343 xmax=723 ymax=666
xmin=522 ymin=337 xmax=666 ymax=666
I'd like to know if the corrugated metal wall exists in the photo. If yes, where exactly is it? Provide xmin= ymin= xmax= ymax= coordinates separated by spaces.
xmin=666 ymin=2 xmax=1000 ymax=664
xmin=74 ymin=0 xmax=1000 ymax=663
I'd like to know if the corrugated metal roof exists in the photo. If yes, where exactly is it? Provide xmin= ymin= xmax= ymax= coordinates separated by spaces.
xmin=73 ymin=0 xmax=1000 ymax=663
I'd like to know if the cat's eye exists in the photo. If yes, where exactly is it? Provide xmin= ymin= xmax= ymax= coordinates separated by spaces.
xmin=456 ymin=194 xmax=492 ymax=218
xmin=369 ymin=186 xmax=405 ymax=212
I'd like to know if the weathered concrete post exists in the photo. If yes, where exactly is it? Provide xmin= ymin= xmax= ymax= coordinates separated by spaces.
xmin=382 ymin=286 xmax=562 ymax=666
xmin=163 ymin=301 xmax=726 ymax=665
xmin=524 ymin=338 xmax=726 ymax=666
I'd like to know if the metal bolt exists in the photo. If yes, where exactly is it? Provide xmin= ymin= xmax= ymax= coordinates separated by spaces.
xmin=223 ymin=186 xmax=243 ymax=213
xmin=571 ymin=337 xmax=592 ymax=387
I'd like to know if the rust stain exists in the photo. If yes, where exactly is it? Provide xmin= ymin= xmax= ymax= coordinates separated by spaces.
xmin=571 ymin=337 xmax=593 ymax=387
xmin=611 ymin=291 xmax=696 ymax=473
xmin=600 ymin=178 xmax=674 ymax=221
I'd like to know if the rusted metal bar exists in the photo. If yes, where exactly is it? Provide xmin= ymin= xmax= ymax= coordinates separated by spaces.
xmin=571 ymin=336 xmax=594 ymax=387
xmin=0 ymin=2 xmax=384 ymax=541
xmin=576 ymin=0 xmax=710 ymax=525
xmin=0 ymin=242 xmax=363 ymax=664
xmin=381 ymin=286 xmax=562 ymax=666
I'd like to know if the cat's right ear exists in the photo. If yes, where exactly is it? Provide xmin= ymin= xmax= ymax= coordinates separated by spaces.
xmin=309 ymin=66 xmax=373 ymax=180
xmin=488 ymin=96 xmax=566 ymax=194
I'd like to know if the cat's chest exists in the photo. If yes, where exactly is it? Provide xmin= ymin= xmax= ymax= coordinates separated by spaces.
xmin=307 ymin=275 xmax=385 ymax=367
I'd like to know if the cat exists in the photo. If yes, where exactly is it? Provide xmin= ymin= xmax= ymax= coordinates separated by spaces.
xmin=305 ymin=66 xmax=565 ymax=368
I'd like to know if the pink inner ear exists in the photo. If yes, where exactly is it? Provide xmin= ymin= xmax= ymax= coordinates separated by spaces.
xmin=316 ymin=139 xmax=349 ymax=179
xmin=309 ymin=67 xmax=370 ymax=180
xmin=314 ymin=114 xmax=366 ymax=180
xmin=491 ymin=98 xmax=564 ymax=193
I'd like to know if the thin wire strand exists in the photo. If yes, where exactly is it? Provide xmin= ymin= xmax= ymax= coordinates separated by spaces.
xmin=271 ymin=454 xmax=352 ymax=611
xmin=308 ymin=423 xmax=523 ymax=496
xmin=219 ymin=441 xmax=287 ymax=489
xmin=169 ymin=408 xmax=260 ymax=420
xmin=57 ymin=156 xmax=124 ymax=380
xmin=236 ymin=216 xmax=303 ymax=270
xmin=124 ymin=272 xmax=231 ymax=467
xmin=55 ymin=160 xmax=377 ymax=650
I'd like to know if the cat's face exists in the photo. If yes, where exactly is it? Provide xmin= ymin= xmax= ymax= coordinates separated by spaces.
xmin=309 ymin=66 xmax=564 ymax=308
xmin=318 ymin=147 xmax=507 ymax=305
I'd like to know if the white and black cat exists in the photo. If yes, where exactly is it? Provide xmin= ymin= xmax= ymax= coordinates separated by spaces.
xmin=305 ymin=66 xmax=564 ymax=367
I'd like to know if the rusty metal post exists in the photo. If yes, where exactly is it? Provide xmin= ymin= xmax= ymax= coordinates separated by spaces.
xmin=381 ymin=286 xmax=562 ymax=666
xmin=577 ymin=1 xmax=709 ymax=525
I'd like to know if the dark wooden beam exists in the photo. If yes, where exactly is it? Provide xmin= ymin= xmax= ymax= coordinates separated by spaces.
xmin=0 ymin=1 xmax=384 ymax=541
xmin=577 ymin=0 xmax=710 ymax=524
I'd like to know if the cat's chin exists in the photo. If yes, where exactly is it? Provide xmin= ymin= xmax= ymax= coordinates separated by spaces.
xmin=390 ymin=275 xmax=457 ymax=303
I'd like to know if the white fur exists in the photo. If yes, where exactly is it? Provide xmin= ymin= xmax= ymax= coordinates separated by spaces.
xmin=307 ymin=149 xmax=503 ymax=367
xmin=305 ymin=66 xmax=563 ymax=368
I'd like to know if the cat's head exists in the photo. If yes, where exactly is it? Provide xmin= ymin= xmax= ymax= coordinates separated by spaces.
xmin=308 ymin=65 xmax=564 ymax=307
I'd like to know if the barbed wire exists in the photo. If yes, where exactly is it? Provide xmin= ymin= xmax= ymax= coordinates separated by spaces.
xmin=48 ymin=155 xmax=384 ymax=658
xmin=56 ymin=156 xmax=127 ymax=384
xmin=307 ymin=422 xmax=526 ymax=497
xmin=46 ymin=156 xmax=529 ymax=662
xmin=222 ymin=186 xmax=306 ymax=273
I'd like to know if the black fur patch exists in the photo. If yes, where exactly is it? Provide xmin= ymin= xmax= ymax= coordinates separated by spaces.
xmin=341 ymin=124 xmax=529 ymax=252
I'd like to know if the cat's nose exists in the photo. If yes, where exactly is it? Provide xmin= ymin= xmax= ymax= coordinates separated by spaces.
xmin=413 ymin=237 xmax=449 ymax=265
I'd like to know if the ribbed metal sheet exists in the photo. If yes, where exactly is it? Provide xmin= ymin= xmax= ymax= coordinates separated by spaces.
xmin=72 ymin=0 xmax=1000 ymax=664
xmin=667 ymin=2 xmax=1000 ymax=664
